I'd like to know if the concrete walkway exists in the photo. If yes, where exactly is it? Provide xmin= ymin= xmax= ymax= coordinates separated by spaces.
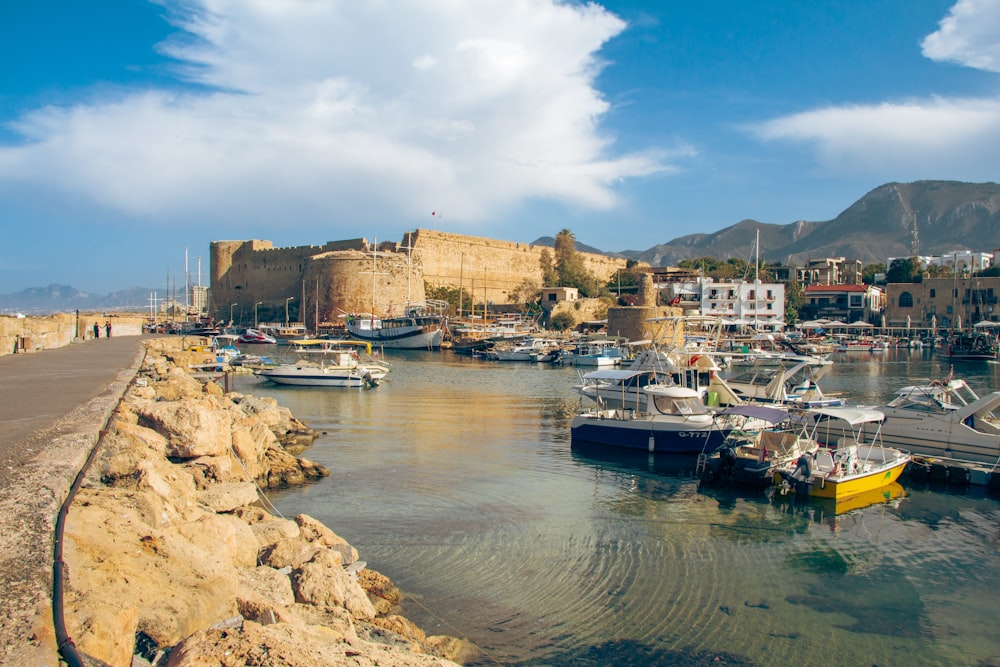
xmin=0 ymin=335 xmax=147 ymax=666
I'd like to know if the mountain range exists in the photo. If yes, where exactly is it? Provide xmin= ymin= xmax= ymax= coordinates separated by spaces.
xmin=615 ymin=180 xmax=1000 ymax=268
xmin=4 ymin=180 xmax=999 ymax=313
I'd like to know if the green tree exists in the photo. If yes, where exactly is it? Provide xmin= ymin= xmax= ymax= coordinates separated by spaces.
xmin=975 ymin=265 xmax=1000 ymax=277
xmin=508 ymin=278 xmax=541 ymax=306
xmin=550 ymin=311 xmax=576 ymax=331
xmin=552 ymin=228 xmax=603 ymax=297
xmin=539 ymin=248 xmax=558 ymax=286
xmin=784 ymin=278 xmax=803 ymax=325
xmin=862 ymin=262 xmax=886 ymax=284
xmin=886 ymin=257 xmax=923 ymax=283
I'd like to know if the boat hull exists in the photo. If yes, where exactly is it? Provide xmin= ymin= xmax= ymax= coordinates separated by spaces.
xmin=775 ymin=455 xmax=909 ymax=501
xmin=346 ymin=323 xmax=444 ymax=349
xmin=570 ymin=414 xmax=730 ymax=454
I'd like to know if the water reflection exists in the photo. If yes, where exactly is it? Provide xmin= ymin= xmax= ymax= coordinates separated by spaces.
xmin=237 ymin=349 xmax=1000 ymax=667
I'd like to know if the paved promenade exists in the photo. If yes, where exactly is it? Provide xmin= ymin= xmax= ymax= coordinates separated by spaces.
xmin=0 ymin=335 xmax=147 ymax=665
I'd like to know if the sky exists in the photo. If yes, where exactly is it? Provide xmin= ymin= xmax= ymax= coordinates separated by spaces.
xmin=1 ymin=0 xmax=999 ymax=295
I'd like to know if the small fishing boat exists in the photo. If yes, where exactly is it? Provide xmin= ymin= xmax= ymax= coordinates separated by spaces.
xmin=773 ymin=406 xmax=911 ymax=502
xmin=699 ymin=405 xmax=820 ymax=488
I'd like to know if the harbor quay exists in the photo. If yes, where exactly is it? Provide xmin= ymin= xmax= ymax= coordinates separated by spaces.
xmin=0 ymin=328 xmax=469 ymax=666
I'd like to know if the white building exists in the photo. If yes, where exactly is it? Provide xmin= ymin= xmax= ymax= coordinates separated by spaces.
xmin=888 ymin=251 xmax=993 ymax=275
xmin=663 ymin=278 xmax=785 ymax=329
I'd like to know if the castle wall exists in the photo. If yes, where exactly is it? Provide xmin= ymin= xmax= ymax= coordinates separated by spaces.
xmin=210 ymin=230 xmax=639 ymax=324
xmin=409 ymin=228 xmax=633 ymax=304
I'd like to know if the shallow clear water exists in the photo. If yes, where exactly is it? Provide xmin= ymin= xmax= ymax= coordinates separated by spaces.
xmin=232 ymin=348 xmax=1000 ymax=667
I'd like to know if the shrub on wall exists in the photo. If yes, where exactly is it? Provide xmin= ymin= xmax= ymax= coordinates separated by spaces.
xmin=550 ymin=312 xmax=576 ymax=331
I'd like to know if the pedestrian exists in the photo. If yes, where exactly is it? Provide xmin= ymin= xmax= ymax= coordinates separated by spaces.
xmin=105 ymin=320 xmax=112 ymax=338
xmin=93 ymin=322 xmax=100 ymax=339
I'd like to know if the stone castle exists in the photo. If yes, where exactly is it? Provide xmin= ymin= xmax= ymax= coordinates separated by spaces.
xmin=210 ymin=229 xmax=636 ymax=325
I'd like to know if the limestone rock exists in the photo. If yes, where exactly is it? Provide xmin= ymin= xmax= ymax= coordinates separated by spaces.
xmin=63 ymin=591 xmax=139 ymax=667
xmin=153 ymin=367 xmax=205 ymax=401
xmin=291 ymin=550 xmax=377 ymax=620
xmin=251 ymin=517 xmax=301 ymax=551
xmin=133 ymin=398 xmax=233 ymax=459
xmin=196 ymin=482 xmax=259 ymax=513
xmin=359 ymin=568 xmax=402 ymax=615
xmin=171 ymin=513 xmax=258 ymax=570
xmin=236 ymin=566 xmax=295 ymax=623
xmin=166 ymin=619 xmax=461 ymax=667
xmin=64 ymin=489 xmax=239 ymax=648
xmin=295 ymin=514 xmax=359 ymax=564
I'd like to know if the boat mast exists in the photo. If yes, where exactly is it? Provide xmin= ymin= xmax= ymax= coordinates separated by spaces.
xmin=754 ymin=228 xmax=760 ymax=331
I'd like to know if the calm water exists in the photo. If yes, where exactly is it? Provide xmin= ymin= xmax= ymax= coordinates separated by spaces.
xmin=232 ymin=348 xmax=1000 ymax=667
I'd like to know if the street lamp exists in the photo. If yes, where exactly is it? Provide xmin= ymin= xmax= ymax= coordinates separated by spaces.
xmin=285 ymin=296 xmax=294 ymax=327
xmin=254 ymin=301 xmax=263 ymax=328
xmin=229 ymin=303 xmax=237 ymax=327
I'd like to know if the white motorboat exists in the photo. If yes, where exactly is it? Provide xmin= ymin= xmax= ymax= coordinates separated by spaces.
xmin=483 ymin=337 xmax=562 ymax=362
xmin=856 ymin=379 xmax=1000 ymax=465
xmin=723 ymin=354 xmax=845 ymax=407
xmin=255 ymin=341 xmax=389 ymax=388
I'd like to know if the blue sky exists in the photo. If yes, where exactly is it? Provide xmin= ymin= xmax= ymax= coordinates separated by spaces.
xmin=2 ymin=0 xmax=999 ymax=294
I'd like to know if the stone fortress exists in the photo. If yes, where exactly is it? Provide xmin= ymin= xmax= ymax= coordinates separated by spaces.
xmin=210 ymin=228 xmax=637 ymax=326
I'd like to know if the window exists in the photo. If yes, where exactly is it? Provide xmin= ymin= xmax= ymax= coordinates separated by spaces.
xmin=929 ymin=288 xmax=936 ymax=298
xmin=899 ymin=292 xmax=914 ymax=307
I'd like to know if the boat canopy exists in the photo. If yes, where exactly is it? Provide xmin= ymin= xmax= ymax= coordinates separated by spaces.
xmin=582 ymin=369 xmax=650 ymax=381
xmin=807 ymin=405 xmax=885 ymax=425
xmin=290 ymin=339 xmax=374 ymax=354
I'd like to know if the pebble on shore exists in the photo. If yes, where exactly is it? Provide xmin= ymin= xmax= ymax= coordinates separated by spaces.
xmin=61 ymin=338 xmax=474 ymax=666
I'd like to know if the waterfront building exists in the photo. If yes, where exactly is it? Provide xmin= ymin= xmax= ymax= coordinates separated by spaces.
xmin=799 ymin=284 xmax=885 ymax=324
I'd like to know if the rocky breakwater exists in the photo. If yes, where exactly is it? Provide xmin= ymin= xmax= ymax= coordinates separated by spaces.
xmin=61 ymin=338 xmax=470 ymax=666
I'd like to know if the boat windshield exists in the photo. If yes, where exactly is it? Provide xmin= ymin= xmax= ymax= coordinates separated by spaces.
xmin=651 ymin=394 xmax=709 ymax=416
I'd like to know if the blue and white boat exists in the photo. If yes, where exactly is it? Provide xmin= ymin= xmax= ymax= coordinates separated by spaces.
xmin=571 ymin=385 xmax=751 ymax=454
xmin=570 ymin=339 xmax=625 ymax=367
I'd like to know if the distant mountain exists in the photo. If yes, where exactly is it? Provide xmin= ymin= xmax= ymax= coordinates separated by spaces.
xmin=529 ymin=236 xmax=623 ymax=257
xmin=622 ymin=180 xmax=1000 ymax=267
xmin=0 ymin=284 xmax=157 ymax=314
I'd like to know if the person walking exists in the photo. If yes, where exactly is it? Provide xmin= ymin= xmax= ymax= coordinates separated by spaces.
xmin=93 ymin=322 xmax=100 ymax=339
xmin=105 ymin=321 xmax=112 ymax=338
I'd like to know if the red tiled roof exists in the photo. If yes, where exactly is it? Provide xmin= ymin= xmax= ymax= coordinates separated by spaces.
xmin=804 ymin=284 xmax=867 ymax=293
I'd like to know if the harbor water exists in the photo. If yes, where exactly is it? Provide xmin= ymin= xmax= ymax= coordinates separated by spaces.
xmin=232 ymin=348 xmax=1000 ymax=666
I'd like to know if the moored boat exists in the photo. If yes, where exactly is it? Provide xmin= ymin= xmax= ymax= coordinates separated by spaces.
xmin=699 ymin=405 xmax=820 ymax=487
xmin=238 ymin=328 xmax=277 ymax=344
xmin=570 ymin=385 xmax=769 ymax=455
xmin=345 ymin=300 xmax=447 ymax=349
xmin=773 ymin=406 xmax=911 ymax=502
xmin=255 ymin=340 xmax=389 ymax=388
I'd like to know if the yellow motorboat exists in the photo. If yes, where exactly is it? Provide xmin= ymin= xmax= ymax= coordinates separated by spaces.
xmin=774 ymin=406 xmax=911 ymax=502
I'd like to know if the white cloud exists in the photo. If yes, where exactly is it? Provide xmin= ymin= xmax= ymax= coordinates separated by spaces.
xmin=748 ymin=0 xmax=1000 ymax=179
xmin=921 ymin=0 xmax=1000 ymax=72
xmin=0 ymin=0 xmax=667 ymax=232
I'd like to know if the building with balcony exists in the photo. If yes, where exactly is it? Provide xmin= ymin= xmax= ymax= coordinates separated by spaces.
xmin=796 ymin=257 xmax=863 ymax=286
xmin=799 ymin=284 xmax=884 ymax=323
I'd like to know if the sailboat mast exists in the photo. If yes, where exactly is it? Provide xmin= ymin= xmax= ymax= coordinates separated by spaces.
xmin=755 ymin=229 xmax=760 ymax=330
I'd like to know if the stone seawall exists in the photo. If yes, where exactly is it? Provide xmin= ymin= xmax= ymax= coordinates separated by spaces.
xmin=0 ymin=313 xmax=147 ymax=358
xmin=59 ymin=338 xmax=472 ymax=666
